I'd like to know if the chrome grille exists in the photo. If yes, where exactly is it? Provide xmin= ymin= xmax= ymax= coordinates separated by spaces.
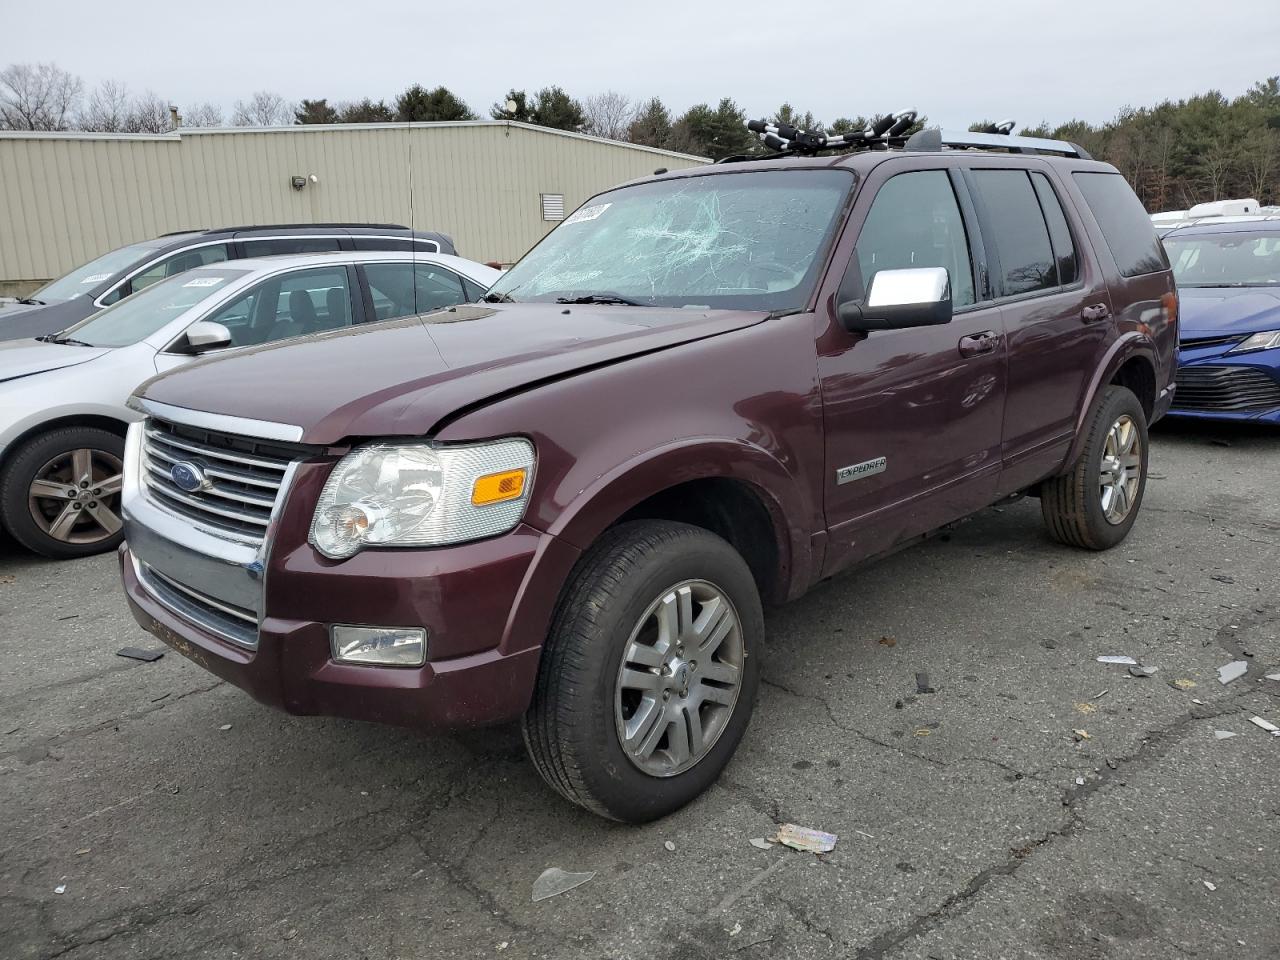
xmin=140 ymin=417 xmax=310 ymax=544
xmin=1172 ymin=365 xmax=1280 ymax=412
xmin=135 ymin=558 xmax=258 ymax=648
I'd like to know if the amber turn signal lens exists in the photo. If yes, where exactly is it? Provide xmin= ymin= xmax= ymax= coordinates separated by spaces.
xmin=471 ymin=468 xmax=527 ymax=506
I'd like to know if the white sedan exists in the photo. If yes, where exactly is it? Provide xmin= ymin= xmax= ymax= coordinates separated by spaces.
xmin=0 ymin=251 xmax=499 ymax=559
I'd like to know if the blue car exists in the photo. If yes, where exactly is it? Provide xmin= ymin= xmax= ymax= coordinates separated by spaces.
xmin=1163 ymin=218 xmax=1280 ymax=423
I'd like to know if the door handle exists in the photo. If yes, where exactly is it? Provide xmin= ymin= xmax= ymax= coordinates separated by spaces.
xmin=1081 ymin=303 xmax=1111 ymax=323
xmin=958 ymin=331 xmax=999 ymax=357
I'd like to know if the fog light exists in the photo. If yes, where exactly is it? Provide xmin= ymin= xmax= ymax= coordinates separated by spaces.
xmin=331 ymin=626 xmax=427 ymax=667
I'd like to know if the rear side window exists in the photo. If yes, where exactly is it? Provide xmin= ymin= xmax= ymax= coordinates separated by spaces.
xmin=362 ymin=262 xmax=467 ymax=320
xmin=351 ymin=237 xmax=441 ymax=254
xmin=971 ymin=170 xmax=1056 ymax=297
xmin=1073 ymin=173 xmax=1167 ymax=277
xmin=1030 ymin=173 xmax=1078 ymax=286
xmin=241 ymin=237 xmax=342 ymax=257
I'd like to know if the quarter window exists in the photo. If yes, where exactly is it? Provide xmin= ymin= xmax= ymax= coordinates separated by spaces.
xmin=852 ymin=170 xmax=975 ymax=307
xmin=1073 ymin=172 xmax=1168 ymax=278
xmin=1030 ymin=173 xmax=1078 ymax=286
xmin=971 ymin=170 xmax=1056 ymax=297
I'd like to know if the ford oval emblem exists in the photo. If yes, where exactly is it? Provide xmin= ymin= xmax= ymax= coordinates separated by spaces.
xmin=169 ymin=461 xmax=208 ymax=493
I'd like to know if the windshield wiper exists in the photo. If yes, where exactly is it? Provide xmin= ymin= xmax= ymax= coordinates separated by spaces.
xmin=17 ymin=297 xmax=46 ymax=305
xmin=482 ymin=291 xmax=514 ymax=303
xmin=52 ymin=336 xmax=94 ymax=347
xmin=555 ymin=293 xmax=651 ymax=306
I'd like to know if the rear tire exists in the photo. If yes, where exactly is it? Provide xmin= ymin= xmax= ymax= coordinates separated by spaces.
xmin=0 ymin=426 xmax=126 ymax=560
xmin=1041 ymin=386 xmax=1148 ymax=550
xmin=522 ymin=520 xmax=763 ymax=822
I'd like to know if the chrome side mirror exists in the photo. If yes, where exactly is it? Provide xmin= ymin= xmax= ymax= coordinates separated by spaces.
xmin=838 ymin=266 xmax=953 ymax=332
xmin=183 ymin=320 xmax=233 ymax=353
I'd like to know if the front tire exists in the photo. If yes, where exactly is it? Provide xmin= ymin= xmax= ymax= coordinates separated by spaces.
xmin=1041 ymin=386 xmax=1148 ymax=550
xmin=522 ymin=520 xmax=763 ymax=822
xmin=0 ymin=426 xmax=126 ymax=560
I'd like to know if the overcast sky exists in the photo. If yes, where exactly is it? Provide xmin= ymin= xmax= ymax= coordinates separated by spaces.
xmin=6 ymin=0 xmax=1278 ymax=129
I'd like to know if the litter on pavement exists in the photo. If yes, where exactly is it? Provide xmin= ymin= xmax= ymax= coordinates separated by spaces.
xmin=1128 ymin=664 xmax=1158 ymax=677
xmin=1248 ymin=716 xmax=1280 ymax=737
xmin=1213 ymin=730 xmax=1238 ymax=740
xmin=1097 ymin=656 xmax=1138 ymax=665
xmin=772 ymin=824 xmax=838 ymax=854
xmin=1217 ymin=661 xmax=1248 ymax=685
xmin=748 ymin=838 xmax=775 ymax=850
xmin=532 ymin=867 xmax=596 ymax=902
xmin=663 ymin=841 xmax=676 ymax=852
xmin=1171 ymin=678 xmax=1197 ymax=690
xmin=1265 ymin=674 xmax=1280 ymax=682
xmin=116 ymin=647 xmax=165 ymax=662
xmin=1073 ymin=729 xmax=1091 ymax=741
xmin=915 ymin=672 xmax=935 ymax=694
xmin=1203 ymin=880 xmax=1217 ymax=891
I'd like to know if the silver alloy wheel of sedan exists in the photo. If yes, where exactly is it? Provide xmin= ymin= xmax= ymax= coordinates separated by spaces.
xmin=614 ymin=579 xmax=745 ymax=777
xmin=27 ymin=448 xmax=124 ymax=545
xmin=1099 ymin=414 xmax=1142 ymax=525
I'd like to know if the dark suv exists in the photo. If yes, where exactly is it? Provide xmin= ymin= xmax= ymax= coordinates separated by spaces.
xmin=0 ymin=224 xmax=455 ymax=341
xmin=118 ymin=130 xmax=1177 ymax=822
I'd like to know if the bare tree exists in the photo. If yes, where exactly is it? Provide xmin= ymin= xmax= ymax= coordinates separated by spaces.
xmin=1240 ymin=128 xmax=1279 ymax=203
xmin=182 ymin=102 xmax=225 ymax=127
xmin=581 ymin=91 xmax=634 ymax=141
xmin=0 ymin=62 xmax=83 ymax=130
xmin=77 ymin=79 xmax=132 ymax=131
xmin=126 ymin=90 xmax=174 ymax=133
xmin=1197 ymin=135 xmax=1238 ymax=200
xmin=231 ymin=90 xmax=294 ymax=127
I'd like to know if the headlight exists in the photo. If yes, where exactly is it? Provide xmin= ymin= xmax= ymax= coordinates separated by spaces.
xmin=309 ymin=439 xmax=535 ymax=559
xmin=1229 ymin=330 xmax=1280 ymax=354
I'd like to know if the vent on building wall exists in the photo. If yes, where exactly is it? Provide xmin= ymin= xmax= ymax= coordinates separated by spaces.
xmin=541 ymin=194 xmax=565 ymax=221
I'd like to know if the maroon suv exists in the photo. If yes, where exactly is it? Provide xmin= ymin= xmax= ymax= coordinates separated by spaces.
xmin=118 ymin=135 xmax=1177 ymax=822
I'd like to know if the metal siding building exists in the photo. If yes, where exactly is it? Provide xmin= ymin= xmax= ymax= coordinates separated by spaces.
xmin=0 ymin=122 xmax=707 ymax=294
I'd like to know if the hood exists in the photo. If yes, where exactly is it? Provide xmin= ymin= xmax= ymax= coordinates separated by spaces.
xmin=0 ymin=297 xmax=95 ymax=343
xmin=139 ymin=303 xmax=768 ymax=444
xmin=0 ymin=338 xmax=110 ymax=383
xmin=0 ymin=299 xmax=41 ymax=317
xmin=1179 ymin=288 xmax=1280 ymax=340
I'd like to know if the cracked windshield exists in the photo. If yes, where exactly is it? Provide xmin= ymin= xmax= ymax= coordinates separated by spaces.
xmin=487 ymin=169 xmax=852 ymax=311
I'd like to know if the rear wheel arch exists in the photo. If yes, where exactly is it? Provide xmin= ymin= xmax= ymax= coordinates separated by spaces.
xmin=1062 ymin=337 xmax=1157 ymax=473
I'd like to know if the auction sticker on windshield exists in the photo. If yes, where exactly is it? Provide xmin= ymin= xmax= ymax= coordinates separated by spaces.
xmin=564 ymin=203 xmax=611 ymax=225
xmin=80 ymin=274 xmax=112 ymax=284
xmin=183 ymin=277 xmax=224 ymax=288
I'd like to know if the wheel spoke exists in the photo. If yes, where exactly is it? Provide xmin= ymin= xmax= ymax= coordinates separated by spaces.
xmin=625 ymin=696 xmax=667 ymax=758
xmin=624 ymin=640 xmax=664 ymax=669
xmin=698 ymin=660 xmax=739 ymax=686
xmin=665 ymin=709 xmax=691 ymax=767
xmin=697 ymin=681 xmax=736 ymax=707
xmin=71 ymin=449 xmax=93 ymax=485
xmin=620 ymin=667 xmax=663 ymax=693
xmin=683 ymin=704 xmax=704 ymax=758
xmin=694 ymin=596 xmax=734 ymax=656
xmin=86 ymin=502 xmax=122 ymax=535
xmin=1113 ymin=483 xmax=1129 ymax=520
xmin=96 ymin=473 xmax=123 ymax=496
xmin=1118 ymin=420 xmax=1136 ymax=455
xmin=30 ymin=479 xmax=75 ymax=500
xmin=47 ymin=504 xmax=80 ymax=540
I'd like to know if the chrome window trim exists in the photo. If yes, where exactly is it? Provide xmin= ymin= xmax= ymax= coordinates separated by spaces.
xmin=93 ymin=234 xmax=441 ymax=308
xmin=132 ymin=397 xmax=305 ymax=443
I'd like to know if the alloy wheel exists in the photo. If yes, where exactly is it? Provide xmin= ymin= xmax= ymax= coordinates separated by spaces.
xmin=614 ymin=579 xmax=744 ymax=777
xmin=27 ymin=448 xmax=124 ymax=545
xmin=1099 ymin=414 xmax=1141 ymax=525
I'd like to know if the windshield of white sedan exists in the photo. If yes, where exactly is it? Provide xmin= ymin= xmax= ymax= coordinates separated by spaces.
xmin=32 ymin=241 xmax=161 ymax=302
xmin=1165 ymin=232 xmax=1280 ymax=287
xmin=487 ymin=170 xmax=853 ymax=311
xmin=62 ymin=268 xmax=251 ymax=347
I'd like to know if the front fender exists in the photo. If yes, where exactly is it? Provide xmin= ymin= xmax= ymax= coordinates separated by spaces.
xmin=546 ymin=437 xmax=816 ymax=601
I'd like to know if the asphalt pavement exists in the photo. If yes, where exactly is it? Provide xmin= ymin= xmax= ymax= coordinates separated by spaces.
xmin=2 ymin=419 xmax=1278 ymax=960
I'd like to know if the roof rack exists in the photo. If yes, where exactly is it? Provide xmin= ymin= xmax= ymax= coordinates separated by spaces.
xmin=905 ymin=128 xmax=1092 ymax=160
xmin=723 ymin=111 xmax=1092 ymax=162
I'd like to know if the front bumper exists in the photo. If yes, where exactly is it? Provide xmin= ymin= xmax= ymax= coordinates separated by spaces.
xmin=1168 ymin=345 xmax=1280 ymax=423
xmin=119 ymin=421 xmax=581 ymax=731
